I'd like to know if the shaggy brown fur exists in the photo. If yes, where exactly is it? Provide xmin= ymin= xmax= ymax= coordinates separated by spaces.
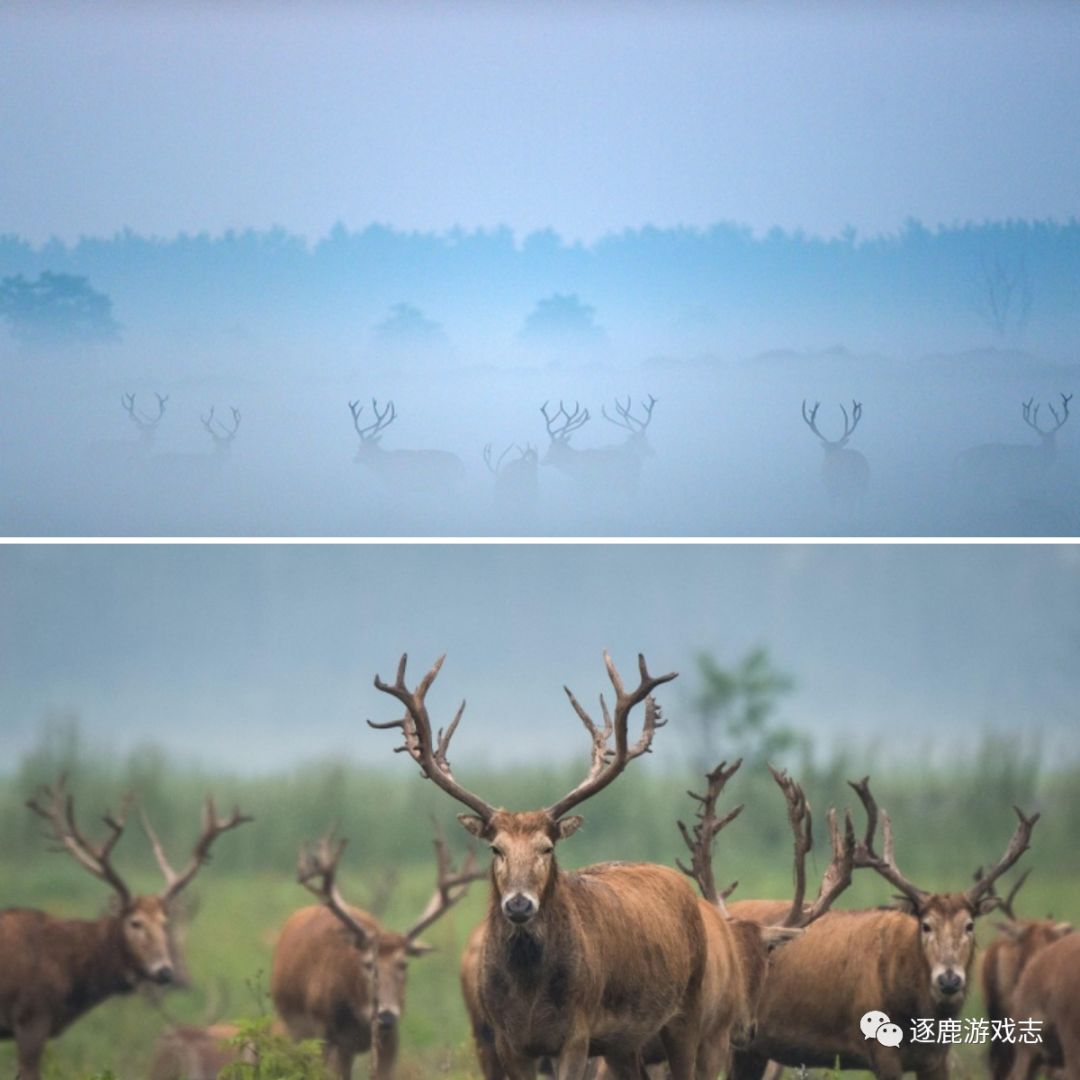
xmin=270 ymin=904 xmax=425 ymax=1080
xmin=0 ymin=897 xmax=175 ymax=1080
xmin=1005 ymin=930 xmax=1080 ymax=1080
xmin=982 ymin=919 xmax=1073 ymax=1080
xmin=728 ymin=897 xmax=989 ymax=1080
xmin=149 ymin=1022 xmax=244 ymax=1080
xmin=463 ymin=809 xmax=708 ymax=1080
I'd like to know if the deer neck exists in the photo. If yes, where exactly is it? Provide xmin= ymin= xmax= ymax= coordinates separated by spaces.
xmin=61 ymin=916 xmax=139 ymax=1017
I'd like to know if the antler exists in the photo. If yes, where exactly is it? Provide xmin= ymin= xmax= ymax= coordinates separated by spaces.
xmin=350 ymin=398 xmax=397 ymax=441
xmin=541 ymin=401 xmax=590 ymax=442
xmin=404 ymin=829 xmax=488 ymax=944
xmin=123 ymin=391 xmax=169 ymax=431
xmin=965 ymin=807 xmax=1040 ymax=908
xmin=975 ymin=866 xmax=1032 ymax=920
xmin=676 ymin=759 xmax=744 ymax=913
xmin=545 ymin=651 xmax=677 ymax=821
xmin=369 ymin=654 xmax=497 ymax=822
xmin=1022 ymin=394 xmax=1072 ymax=436
xmin=297 ymin=829 xmax=374 ymax=948
xmin=26 ymin=775 xmax=134 ymax=905
xmin=602 ymin=395 xmax=657 ymax=433
xmin=802 ymin=400 xmax=862 ymax=448
xmin=847 ymin=776 xmax=929 ymax=909
xmin=201 ymin=406 xmax=241 ymax=445
xmin=140 ymin=796 xmax=253 ymax=906
xmin=770 ymin=765 xmax=855 ymax=928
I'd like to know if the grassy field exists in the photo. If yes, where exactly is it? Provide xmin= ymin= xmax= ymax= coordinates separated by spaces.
xmin=1 ymin=734 xmax=1077 ymax=1079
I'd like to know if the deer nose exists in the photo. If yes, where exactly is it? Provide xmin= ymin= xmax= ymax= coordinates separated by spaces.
xmin=376 ymin=1009 xmax=398 ymax=1029
xmin=151 ymin=964 xmax=175 ymax=986
xmin=936 ymin=970 xmax=963 ymax=996
xmin=503 ymin=893 xmax=537 ymax=924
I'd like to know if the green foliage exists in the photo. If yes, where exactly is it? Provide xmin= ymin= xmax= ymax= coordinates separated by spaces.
xmin=0 ymin=271 xmax=120 ymax=345
xmin=687 ymin=647 xmax=799 ymax=773
xmin=220 ymin=1016 xmax=333 ymax=1080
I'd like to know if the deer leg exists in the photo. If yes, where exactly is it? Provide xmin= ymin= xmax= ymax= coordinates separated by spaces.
xmin=371 ymin=1023 xmax=398 ymax=1080
xmin=14 ymin=1018 xmax=48 ymax=1080
xmin=554 ymin=1033 xmax=593 ymax=1080
xmin=657 ymin=1022 xmax=698 ymax=1080
xmin=495 ymin=1035 xmax=539 ymax=1080
xmin=728 ymin=1049 xmax=770 ymax=1080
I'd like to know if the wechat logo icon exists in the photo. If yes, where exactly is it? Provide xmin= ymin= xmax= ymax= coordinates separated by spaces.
xmin=861 ymin=1010 xmax=904 ymax=1047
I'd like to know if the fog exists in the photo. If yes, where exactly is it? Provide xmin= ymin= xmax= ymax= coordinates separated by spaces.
xmin=2 ymin=544 xmax=1078 ymax=776
xmin=1 ymin=345 xmax=1077 ymax=537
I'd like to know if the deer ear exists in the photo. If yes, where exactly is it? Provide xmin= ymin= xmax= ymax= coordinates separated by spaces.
xmin=457 ymin=814 xmax=490 ymax=839
xmin=975 ymin=896 xmax=1001 ymax=917
xmin=557 ymin=816 xmax=584 ymax=840
xmin=891 ymin=895 xmax=918 ymax=916
xmin=1053 ymin=922 xmax=1074 ymax=939
xmin=762 ymin=926 xmax=803 ymax=952
xmin=406 ymin=939 xmax=437 ymax=957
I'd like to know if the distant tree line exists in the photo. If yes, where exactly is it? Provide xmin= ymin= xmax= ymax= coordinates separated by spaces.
xmin=0 ymin=218 xmax=1076 ymax=354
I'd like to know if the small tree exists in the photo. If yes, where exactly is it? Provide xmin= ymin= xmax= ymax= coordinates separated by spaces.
xmin=519 ymin=292 xmax=605 ymax=346
xmin=686 ymin=647 xmax=800 ymax=773
xmin=0 ymin=271 xmax=121 ymax=345
xmin=974 ymin=251 xmax=1033 ymax=339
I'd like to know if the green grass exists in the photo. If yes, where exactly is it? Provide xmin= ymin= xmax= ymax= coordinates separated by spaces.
xmin=1 ymin=734 xmax=1078 ymax=1079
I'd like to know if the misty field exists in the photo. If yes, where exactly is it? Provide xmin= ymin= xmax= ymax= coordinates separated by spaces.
xmin=1 ymin=347 xmax=1078 ymax=538
xmin=1 ymin=730 xmax=1077 ymax=1080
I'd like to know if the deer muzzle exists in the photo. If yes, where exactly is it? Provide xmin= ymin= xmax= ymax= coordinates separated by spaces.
xmin=502 ymin=892 xmax=538 ymax=925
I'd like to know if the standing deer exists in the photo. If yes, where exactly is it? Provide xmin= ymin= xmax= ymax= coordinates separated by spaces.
xmin=955 ymin=393 xmax=1072 ymax=497
xmin=980 ymin=871 xmax=1073 ymax=1080
xmin=540 ymin=397 xmax=656 ymax=495
xmin=0 ymin=777 xmax=251 ymax=1080
xmin=369 ymin=652 xmax=709 ymax=1080
xmin=801 ymin=400 xmax=870 ymax=514
xmin=728 ymin=778 xmax=1039 ymax=1080
xmin=86 ymin=392 xmax=169 ymax=467
xmin=1005 ymin=929 xmax=1080 ymax=1080
xmin=590 ymin=762 xmax=854 ymax=1080
xmin=349 ymin=399 xmax=465 ymax=492
xmin=271 ymin=828 xmax=483 ymax=1080
xmin=200 ymin=406 xmax=242 ymax=459
xmin=484 ymin=443 xmax=540 ymax=519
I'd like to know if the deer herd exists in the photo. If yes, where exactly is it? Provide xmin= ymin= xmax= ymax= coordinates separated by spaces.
xmin=0 ymin=652 xmax=1074 ymax=1080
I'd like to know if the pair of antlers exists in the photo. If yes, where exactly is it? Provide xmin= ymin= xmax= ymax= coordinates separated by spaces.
xmin=349 ymin=398 xmax=397 ymax=442
xmin=677 ymin=768 xmax=1037 ymax=923
xmin=802 ymin=400 xmax=863 ymax=448
xmin=677 ymin=760 xmax=855 ymax=929
xmin=845 ymin=776 xmax=1039 ymax=910
xmin=368 ymin=652 xmax=675 ymax=823
xmin=26 ymin=774 xmax=252 ymax=908
xmin=297 ymin=827 xmax=485 ymax=948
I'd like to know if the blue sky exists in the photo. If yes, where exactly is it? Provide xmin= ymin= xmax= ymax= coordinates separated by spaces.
xmin=2 ymin=2 xmax=1078 ymax=246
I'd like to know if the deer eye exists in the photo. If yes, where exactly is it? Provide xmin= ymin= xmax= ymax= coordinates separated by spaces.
xmin=129 ymin=918 xmax=144 ymax=930
xmin=538 ymin=844 xmax=554 ymax=856
xmin=921 ymin=921 xmax=932 ymax=934
xmin=965 ymin=921 xmax=975 ymax=934
xmin=490 ymin=846 xmax=504 ymax=859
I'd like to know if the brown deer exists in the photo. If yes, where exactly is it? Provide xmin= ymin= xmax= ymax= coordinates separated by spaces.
xmin=149 ymin=1022 xmax=245 ymax=1080
xmin=369 ymin=651 xmax=709 ymax=1080
xmin=148 ymin=406 xmax=241 ymax=489
xmin=682 ymin=763 xmax=856 ymax=1077
xmin=348 ymin=399 xmax=465 ymax=492
xmin=728 ymin=778 xmax=1039 ymax=1080
xmin=1005 ymin=929 xmax=1080 ymax=1080
xmin=801 ymin=400 xmax=870 ymax=514
xmin=980 ymin=871 xmax=1073 ymax=1080
xmin=592 ymin=762 xmax=854 ymax=1080
xmin=540 ymin=397 xmax=656 ymax=494
xmin=0 ymin=777 xmax=252 ymax=1080
xmin=270 ymin=827 xmax=483 ymax=1080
